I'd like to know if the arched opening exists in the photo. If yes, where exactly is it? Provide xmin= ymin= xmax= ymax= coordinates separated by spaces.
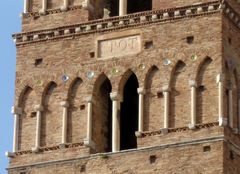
xmin=108 ymin=0 xmax=119 ymax=17
xmin=127 ymin=0 xmax=152 ymax=14
xmin=41 ymin=82 xmax=61 ymax=147
xmin=92 ymin=76 xmax=112 ymax=153
xmin=169 ymin=60 xmax=188 ymax=128
xmin=196 ymin=57 xmax=213 ymax=124
xmin=232 ymin=69 xmax=238 ymax=129
xmin=18 ymin=86 xmax=37 ymax=150
xmin=67 ymin=78 xmax=85 ymax=143
xmin=120 ymin=73 xmax=139 ymax=150
xmin=144 ymin=66 xmax=164 ymax=131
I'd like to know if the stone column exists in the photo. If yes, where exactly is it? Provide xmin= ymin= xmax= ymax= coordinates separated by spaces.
xmin=61 ymin=0 xmax=69 ymax=11
xmin=217 ymin=74 xmax=227 ymax=126
xmin=163 ymin=85 xmax=170 ymax=129
xmin=39 ymin=0 xmax=47 ymax=14
xmin=137 ymin=88 xmax=145 ymax=133
xmin=60 ymin=101 xmax=69 ymax=145
xmin=189 ymin=80 xmax=197 ymax=129
xmin=23 ymin=0 xmax=29 ymax=13
xmin=119 ymin=0 xmax=127 ymax=16
xmin=32 ymin=105 xmax=43 ymax=152
xmin=228 ymin=87 xmax=233 ymax=128
xmin=11 ymin=106 xmax=22 ymax=153
xmin=84 ymin=96 xmax=95 ymax=148
xmin=110 ymin=92 xmax=121 ymax=152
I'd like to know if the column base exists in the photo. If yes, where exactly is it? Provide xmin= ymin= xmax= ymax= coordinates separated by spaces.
xmin=31 ymin=146 xmax=40 ymax=153
xmin=5 ymin=151 xmax=15 ymax=158
xmin=82 ymin=1 xmax=94 ymax=12
xmin=59 ymin=143 xmax=67 ymax=149
xmin=39 ymin=9 xmax=46 ymax=15
xmin=188 ymin=124 xmax=196 ymax=130
xmin=135 ymin=131 xmax=143 ymax=138
xmin=60 ymin=6 xmax=68 ymax=12
xmin=161 ymin=128 xmax=169 ymax=135
xmin=84 ymin=138 xmax=96 ymax=149
xmin=219 ymin=117 xmax=228 ymax=127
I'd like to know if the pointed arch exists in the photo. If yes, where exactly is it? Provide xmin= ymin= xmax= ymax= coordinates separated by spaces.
xmin=144 ymin=65 xmax=164 ymax=131
xmin=41 ymin=81 xmax=61 ymax=147
xmin=18 ymin=86 xmax=37 ymax=150
xmin=195 ymin=57 xmax=216 ymax=124
xmin=169 ymin=60 xmax=188 ymax=128
xmin=118 ymin=69 xmax=136 ymax=97
xmin=92 ymin=74 xmax=112 ymax=153
xmin=67 ymin=77 xmax=85 ymax=143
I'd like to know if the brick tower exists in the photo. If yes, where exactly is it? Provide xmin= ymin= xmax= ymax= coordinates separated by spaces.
xmin=6 ymin=0 xmax=240 ymax=173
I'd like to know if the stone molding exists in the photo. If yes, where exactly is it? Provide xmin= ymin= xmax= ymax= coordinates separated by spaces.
xmin=13 ymin=1 xmax=225 ymax=46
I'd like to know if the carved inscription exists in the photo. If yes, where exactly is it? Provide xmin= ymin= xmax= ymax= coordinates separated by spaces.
xmin=98 ymin=35 xmax=141 ymax=58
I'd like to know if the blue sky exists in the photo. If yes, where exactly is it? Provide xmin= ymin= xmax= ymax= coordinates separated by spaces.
xmin=0 ymin=1 xmax=22 ymax=173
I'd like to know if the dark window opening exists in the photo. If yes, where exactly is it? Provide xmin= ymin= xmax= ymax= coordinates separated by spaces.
xmin=80 ymin=105 xmax=85 ymax=110
xmin=100 ymin=79 xmax=112 ymax=153
xmin=35 ymin=58 xmax=43 ymax=67
xmin=30 ymin=112 xmax=37 ymax=117
xmin=186 ymin=36 xmax=194 ymax=44
xmin=198 ymin=85 xmax=206 ymax=92
xmin=228 ymin=37 xmax=232 ymax=45
xmin=203 ymin=145 xmax=211 ymax=152
xmin=120 ymin=73 xmax=139 ymax=150
xmin=144 ymin=41 xmax=153 ymax=49
xmin=149 ymin=155 xmax=157 ymax=164
xmin=127 ymin=0 xmax=152 ymax=14
xmin=80 ymin=164 xmax=86 ymax=172
xmin=230 ymin=150 xmax=234 ymax=160
xmin=157 ymin=92 xmax=164 ymax=98
xmin=89 ymin=52 xmax=95 ymax=58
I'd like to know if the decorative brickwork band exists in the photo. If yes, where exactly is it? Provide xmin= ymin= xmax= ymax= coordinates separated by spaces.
xmin=189 ymin=80 xmax=197 ymax=129
xmin=110 ymin=92 xmax=122 ymax=152
xmin=216 ymin=74 xmax=226 ymax=126
xmin=60 ymin=101 xmax=69 ymax=145
xmin=32 ymin=105 xmax=43 ymax=152
xmin=11 ymin=106 xmax=22 ymax=152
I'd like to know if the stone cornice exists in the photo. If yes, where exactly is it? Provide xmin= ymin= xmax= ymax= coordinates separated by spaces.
xmin=22 ymin=5 xmax=82 ymax=18
xmin=13 ymin=1 xmax=222 ymax=46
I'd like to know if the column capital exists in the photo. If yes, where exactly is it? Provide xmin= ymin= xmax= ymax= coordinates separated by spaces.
xmin=86 ymin=96 xmax=93 ymax=103
xmin=162 ymin=85 xmax=171 ymax=92
xmin=137 ymin=87 xmax=146 ymax=95
xmin=60 ymin=101 xmax=69 ymax=107
xmin=216 ymin=74 xmax=225 ymax=83
xmin=110 ymin=92 xmax=123 ymax=101
xmin=34 ymin=105 xmax=43 ymax=112
xmin=189 ymin=80 xmax=197 ymax=87
xmin=11 ymin=106 xmax=22 ymax=115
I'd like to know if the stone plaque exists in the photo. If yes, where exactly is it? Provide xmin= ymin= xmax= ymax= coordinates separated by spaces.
xmin=98 ymin=35 xmax=141 ymax=58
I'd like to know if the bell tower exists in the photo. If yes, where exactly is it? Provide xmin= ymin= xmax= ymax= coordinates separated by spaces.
xmin=6 ymin=0 xmax=240 ymax=173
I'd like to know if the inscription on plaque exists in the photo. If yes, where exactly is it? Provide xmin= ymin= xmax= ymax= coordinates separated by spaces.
xmin=98 ymin=35 xmax=141 ymax=58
